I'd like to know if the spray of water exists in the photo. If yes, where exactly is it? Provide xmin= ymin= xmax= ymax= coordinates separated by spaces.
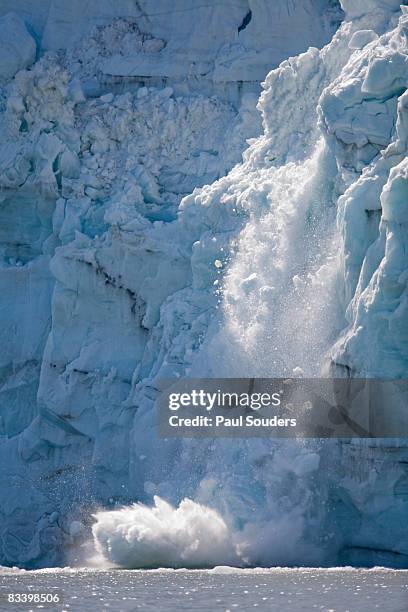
xmin=91 ymin=140 xmax=344 ymax=569
xmin=202 ymin=139 xmax=344 ymax=377
xmin=92 ymin=496 xmax=241 ymax=568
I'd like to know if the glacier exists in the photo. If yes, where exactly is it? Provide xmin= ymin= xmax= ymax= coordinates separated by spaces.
xmin=0 ymin=0 xmax=408 ymax=570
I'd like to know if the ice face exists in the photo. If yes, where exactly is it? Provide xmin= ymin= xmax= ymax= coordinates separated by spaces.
xmin=0 ymin=13 xmax=36 ymax=81
xmin=340 ymin=0 xmax=403 ymax=19
xmin=0 ymin=1 xmax=343 ymax=82
xmin=0 ymin=0 xmax=407 ymax=569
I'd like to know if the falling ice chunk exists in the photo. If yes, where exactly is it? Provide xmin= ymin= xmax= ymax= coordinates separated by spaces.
xmin=260 ymin=286 xmax=275 ymax=303
xmin=292 ymin=274 xmax=305 ymax=290
xmin=240 ymin=273 xmax=258 ymax=294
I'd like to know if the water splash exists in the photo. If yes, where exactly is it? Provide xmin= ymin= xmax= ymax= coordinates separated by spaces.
xmin=92 ymin=496 xmax=241 ymax=569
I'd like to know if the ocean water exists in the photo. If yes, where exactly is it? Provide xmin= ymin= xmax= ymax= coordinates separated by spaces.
xmin=0 ymin=567 xmax=407 ymax=611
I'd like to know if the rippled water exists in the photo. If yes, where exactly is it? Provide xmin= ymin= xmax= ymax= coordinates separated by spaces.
xmin=0 ymin=567 xmax=407 ymax=611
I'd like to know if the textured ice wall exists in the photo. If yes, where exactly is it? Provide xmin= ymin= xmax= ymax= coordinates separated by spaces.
xmin=0 ymin=13 xmax=36 ymax=81
xmin=1 ymin=0 xmax=407 ymax=569
xmin=321 ymin=7 xmax=408 ymax=378
xmin=0 ymin=1 xmax=342 ymax=82
xmin=94 ymin=2 xmax=408 ymax=569
xmin=0 ymin=1 xmax=344 ymax=568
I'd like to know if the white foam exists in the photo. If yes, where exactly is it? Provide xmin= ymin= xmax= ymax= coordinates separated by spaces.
xmin=92 ymin=496 xmax=240 ymax=569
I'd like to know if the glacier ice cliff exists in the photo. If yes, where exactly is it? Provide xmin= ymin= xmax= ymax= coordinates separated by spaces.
xmin=0 ymin=0 xmax=408 ymax=569
xmin=0 ymin=13 xmax=36 ymax=81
